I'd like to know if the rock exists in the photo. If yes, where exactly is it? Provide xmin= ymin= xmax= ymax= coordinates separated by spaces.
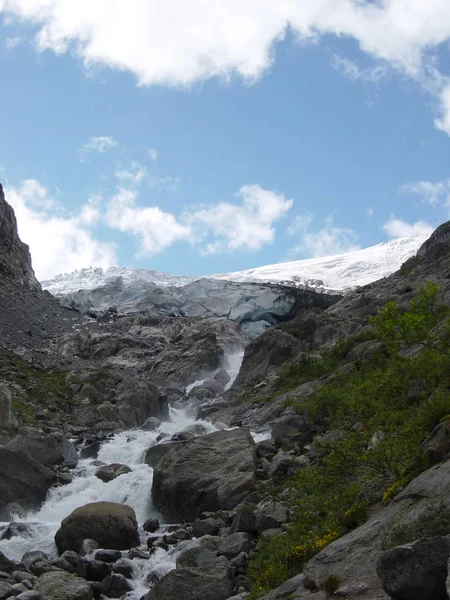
xmin=94 ymin=464 xmax=132 ymax=483
xmin=230 ymin=506 xmax=257 ymax=534
xmin=177 ymin=547 xmax=218 ymax=569
xmin=192 ymin=518 xmax=225 ymax=537
xmin=270 ymin=414 xmax=314 ymax=447
xmin=100 ymin=574 xmax=132 ymax=598
xmin=144 ymin=556 xmax=232 ymax=600
xmin=94 ymin=550 xmax=121 ymax=563
xmin=0 ymin=384 xmax=17 ymax=429
xmin=54 ymin=502 xmax=139 ymax=554
xmin=79 ymin=441 xmax=100 ymax=460
xmin=6 ymin=431 xmax=78 ymax=469
xmin=34 ymin=571 xmax=93 ymax=600
xmin=176 ymin=537 xmax=223 ymax=568
xmin=53 ymin=552 xmax=85 ymax=577
xmin=234 ymin=329 xmax=302 ymax=388
xmin=256 ymin=440 xmax=277 ymax=458
xmin=0 ymin=581 xmax=13 ymax=600
xmin=258 ymin=574 xmax=308 ymax=600
xmin=217 ymin=533 xmax=254 ymax=559
xmin=266 ymin=450 xmax=294 ymax=478
xmin=144 ymin=442 xmax=183 ymax=469
xmin=0 ymin=448 xmax=54 ymax=518
xmin=112 ymin=558 xmax=133 ymax=578
xmin=254 ymin=501 xmax=289 ymax=533
xmin=152 ymin=429 xmax=257 ymax=522
xmin=421 ymin=422 xmax=450 ymax=467
xmin=22 ymin=552 xmax=48 ymax=571
xmin=142 ymin=417 xmax=161 ymax=431
xmin=377 ymin=536 xmax=450 ymax=600
xmin=83 ymin=560 xmax=111 ymax=582
xmin=143 ymin=518 xmax=160 ymax=533
xmin=115 ymin=378 xmax=168 ymax=427
xmin=16 ymin=592 xmax=43 ymax=600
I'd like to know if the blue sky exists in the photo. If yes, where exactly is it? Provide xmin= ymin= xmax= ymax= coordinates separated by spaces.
xmin=0 ymin=1 xmax=449 ymax=280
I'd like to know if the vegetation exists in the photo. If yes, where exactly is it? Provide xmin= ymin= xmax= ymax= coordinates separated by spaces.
xmin=249 ymin=283 xmax=450 ymax=598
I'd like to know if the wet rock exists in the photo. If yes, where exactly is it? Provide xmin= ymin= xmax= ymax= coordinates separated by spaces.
xmin=377 ymin=536 xmax=450 ymax=600
xmin=54 ymin=502 xmax=139 ymax=554
xmin=112 ymin=558 xmax=133 ymax=578
xmin=143 ymin=517 xmax=160 ymax=533
xmin=94 ymin=550 xmax=121 ymax=564
xmin=142 ymin=417 xmax=161 ymax=431
xmin=6 ymin=431 xmax=78 ymax=469
xmin=22 ymin=553 xmax=48 ymax=571
xmin=53 ymin=551 xmax=86 ymax=577
xmin=94 ymin=464 xmax=132 ymax=483
xmin=144 ymin=555 xmax=232 ymax=600
xmin=152 ymin=429 xmax=257 ymax=522
xmin=34 ymin=571 xmax=93 ymax=600
xmin=100 ymin=574 xmax=132 ymax=598
xmin=83 ymin=560 xmax=111 ymax=583
xmin=79 ymin=441 xmax=100 ymax=460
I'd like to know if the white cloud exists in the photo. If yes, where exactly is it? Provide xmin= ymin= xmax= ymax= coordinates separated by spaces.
xmin=190 ymin=184 xmax=293 ymax=253
xmin=366 ymin=206 xmax=374 ymax=218
xmin=5 ymin=36 xmax=21 ymax=49
xmin=401 ymin=179 xmax=450 ymax=205
xmin=383 ymin=218 xmax=434 ymax=238
xmin=3 ymin=1 xmax=450 ymax=131
xmin=116 ymin=161 xmax=147 ymax=187
xmin=105 ymin=187 xmax=192 ymax=255
xmin=289 ymin=214 xmax=360 ymax=257
xmin=79 ymin=135 xmax=117 ymax=161
xmin=332 ymin=54 xmax=388 ymax=84
xmin=148 ymin=148 xmax=158 ymax=161
xmin=5 ymin=180 xmax=117 ymax=279
xmin=148 ymin=175 xmax=181 ymax=193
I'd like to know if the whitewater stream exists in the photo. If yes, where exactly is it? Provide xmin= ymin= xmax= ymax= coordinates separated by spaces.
xmin=0 ymin=351 xmax=268 ymax=599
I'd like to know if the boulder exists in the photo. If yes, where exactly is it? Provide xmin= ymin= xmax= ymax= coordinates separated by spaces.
xmin=142 ymin=417 xmax=161 ymax=431
xmin=115 ymin=378 xmax=168 ymax=426
xmin=377 ymin=536 xmax=450 ymax=600
xmin=6 ymin=430 xmax=78 ymax=469
xmin=54 ymin=502 xmax=139 ymax=554
xmin=144 ymin=442 xmax=183 ymax=469
xmin=95 ymin=464 xmax=132 ymax=483
xmin=152 ymin=429 xmax=257 ymax=522
xmin=0 ymin=384 xmax=18 ymax=429
xmin=0 ymin=447 xmax=54 ymax=518
xmin=144 ymin=555 xmax=232 ymax=600
xmin=270 ymin=413 xmax=314 ymax=447
xmin=217 ymin=533 xmax=254 ymax=559
xmin=254 ymin=500 xmax=289 ymax=533
xmin=34 ymin=571 xmax=93 ymax=600
xmin=422 ymin=422 xmax=450 ymax=467
xmin=100 ymin=574 xmax=132 ymax=598
xmin=233 ymin=329 xmax=302 ymax=389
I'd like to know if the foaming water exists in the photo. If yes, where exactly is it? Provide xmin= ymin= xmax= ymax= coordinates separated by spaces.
xmin=0 ymin=360 xmax=243 ymax=598
xmin=224 ymin=350 xmax=244 ymax=390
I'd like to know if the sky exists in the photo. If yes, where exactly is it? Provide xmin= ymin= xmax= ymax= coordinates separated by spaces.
xmin=0 ymin=1 xmax=449 ymax=281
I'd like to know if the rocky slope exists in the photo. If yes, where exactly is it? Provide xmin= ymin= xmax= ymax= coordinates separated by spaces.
xmin=1 ymin=183 xmax=450 ymax=600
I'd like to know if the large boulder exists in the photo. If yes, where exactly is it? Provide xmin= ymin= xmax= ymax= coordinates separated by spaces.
xmin=377 ymin=536 xmax=450 ymax=600
xmin=115 ymin=378 xmax=168 ymax=426
xmin=144 ymin=441 xmax=183 ymax=469
xmin=6 ymin=429 xmax=78 ymax=468
xmin=144 ymin=556 xmax=232 ymax=600
xmin=54 ymin=502 xmax=139 ymax=554
xmin=152 ymin=429 xmax=257 ymax=522
xmin=34 ymin=571 xmax=93 ymax=600
xmin=0 ymin=447 xmax=54 ymax=518
xmin=233 ymin=329 xmax=301 ymax=388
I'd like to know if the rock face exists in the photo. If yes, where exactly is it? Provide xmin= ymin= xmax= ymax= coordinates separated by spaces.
xmin=54 ymin=502 xmax=139 ymax=554
xmin=0 ymin=184 xmax=39 ymax=290
xmin=152 ymin=429 xmax=257 ymax=522
xmin=0 ymin=447 xmax=54 ymax=518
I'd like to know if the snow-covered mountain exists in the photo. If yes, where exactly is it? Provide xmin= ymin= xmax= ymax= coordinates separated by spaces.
xmin=42 ymin=233 xmax=429 ymax=295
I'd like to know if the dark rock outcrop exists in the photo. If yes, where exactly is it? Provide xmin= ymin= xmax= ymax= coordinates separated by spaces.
xmin=0 ymin=447 xmax=54 ymax=518
xmin=152 ymin=429 xmax=257 ymax=522
xmin=54 ymin=502 xmax=139 ymax=554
